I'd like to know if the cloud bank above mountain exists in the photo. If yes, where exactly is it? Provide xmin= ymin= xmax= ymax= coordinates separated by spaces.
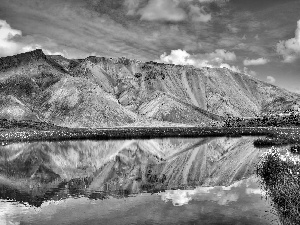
xmin=160 ymin=49 xmax=236 ymax=68
xmin=0 ymin=0 xmax=299 ymax=91
xmin=0 ymin=19 xmax=65 ymax=57
xmin=160 ymin=49 xmax=254 ymax=75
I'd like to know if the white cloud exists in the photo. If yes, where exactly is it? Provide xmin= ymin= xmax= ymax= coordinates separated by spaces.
xmin=266 ymin=76 xmax=276 ymax=84
xmin=276 ymin=20 xmax=300 ymax=63
xmin=0 ymin=20 xmax=22 ymax=56
xmin=220 ymin=63 xmax=240 ymax=73
xmin=243 ymin=67 xmax=257 ymax=76
xmin=160 ymin=49 xmax=198 ymax=66
xmin=160 ymin=49 xmax=239 ymax=72
xmin=209 ymin=49 xmax=236 ymax=62
xmin=138 ymin=0 xmax=187 ymax=21
xmin=22 ymin=44 xmax=65 ymax=56
xmin=243 ymin=57 xmax=269 ymax=66
xmin=189 ymin=5 xmax=211 ymax=23
xmin=0 ymin=19 xmax=66 ymax=57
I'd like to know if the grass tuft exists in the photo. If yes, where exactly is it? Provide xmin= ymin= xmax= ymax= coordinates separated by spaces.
xmin=257 ymin=147 xmax=300 ymax=225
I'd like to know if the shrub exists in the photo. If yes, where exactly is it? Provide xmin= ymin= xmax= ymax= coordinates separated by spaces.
xmin=257 ymin=147 xmax=300 ymax=225
xmin=290 ymin=145 xmax=300 ymax=154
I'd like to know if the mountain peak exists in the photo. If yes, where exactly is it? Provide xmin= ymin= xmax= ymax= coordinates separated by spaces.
xmin=0 ymin=49 xmax=46 ymax=72
xmin=24 ymin=49 xmax=46 ymax=59
xmin=8 ymin=49 xmax=45 ymax=60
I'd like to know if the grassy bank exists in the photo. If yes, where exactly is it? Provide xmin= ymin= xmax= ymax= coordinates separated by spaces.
xmin=253 ymin=137 xmax=292 ymax=147
xmin=0 ymin=124 xmax=272 ymax=145
xmin=253 ymin=127 xmax=300 ymax=148
xmin=3 ymin=119 xmax=300 ymax=146
xmin=256 ymin=147 xmax=300 ymax=225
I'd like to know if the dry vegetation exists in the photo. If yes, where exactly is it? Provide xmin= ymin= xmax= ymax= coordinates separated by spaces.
xmin=257 ymin=147 xmax=300 ymax=225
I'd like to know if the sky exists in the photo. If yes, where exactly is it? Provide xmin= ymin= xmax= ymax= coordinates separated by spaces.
xmin=0 ymin=0 xmax=299 ymax=92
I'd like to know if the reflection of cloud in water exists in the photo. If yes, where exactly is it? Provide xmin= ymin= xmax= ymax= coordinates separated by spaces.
xmin=217 ymin=193 xmax=239 ymax=205
xmin=0 ymin=199 xmax=70 ymax=224
xmin=161 ymin=187 xmax=238 ymax=206
xmin=0 ymin=176 xmax=279 ymax=225
xmin=0 ymin=201 xmax=29 ymax=225
xmin=160 ymin=177 xmax=262 ymax=206
xmin=246 ymin=188 xmax=266 ymax=196
xmin=161 ymin=189 xmax=197 ymax=206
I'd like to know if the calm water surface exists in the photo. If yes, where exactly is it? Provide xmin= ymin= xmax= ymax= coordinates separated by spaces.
xmin=0 ymin=137 xmax=281 ymax=224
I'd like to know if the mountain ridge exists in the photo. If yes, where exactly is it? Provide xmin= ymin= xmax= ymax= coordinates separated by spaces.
xmin=0 ymin=49 xmax=299 ymax=128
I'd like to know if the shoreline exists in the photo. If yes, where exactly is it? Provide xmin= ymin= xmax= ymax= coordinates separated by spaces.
xmin=0 ymin=126 xmax=273 ymax=145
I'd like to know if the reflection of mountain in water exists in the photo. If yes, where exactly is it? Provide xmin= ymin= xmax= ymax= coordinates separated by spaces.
xmin=0 ymin=137 xmax=265 ymax=206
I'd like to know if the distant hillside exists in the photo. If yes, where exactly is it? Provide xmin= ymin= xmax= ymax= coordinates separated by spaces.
xmin=261 ymin=96 xmax=300 ymax=114
xmin=0 ymin=49 xmax=299 ymax=127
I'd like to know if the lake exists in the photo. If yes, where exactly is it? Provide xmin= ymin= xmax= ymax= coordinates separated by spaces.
xmin=0 ymin=136 xmax=281 ymax=224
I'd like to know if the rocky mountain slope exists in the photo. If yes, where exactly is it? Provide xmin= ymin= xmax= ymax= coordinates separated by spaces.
xmin=69 ymin=55 xmax=299 ymax=117
xmin=0 ymin=49 xmax=299 ymax=127
xmin=0 ymin=50 xmax=137 ymax=127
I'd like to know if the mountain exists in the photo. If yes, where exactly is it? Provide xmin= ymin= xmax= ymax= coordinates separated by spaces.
xmin=70 ymin=56 xmax=299 ymax=117
xmin=261 ymin=96 xmax=300 ymax=114
xmin=0 ymin=49 xmax=299 ymax=127
xmin=0 ymin=137 xmax=265 ymax=205
xmin=0 ymin=50 xmax=137 ymax=127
